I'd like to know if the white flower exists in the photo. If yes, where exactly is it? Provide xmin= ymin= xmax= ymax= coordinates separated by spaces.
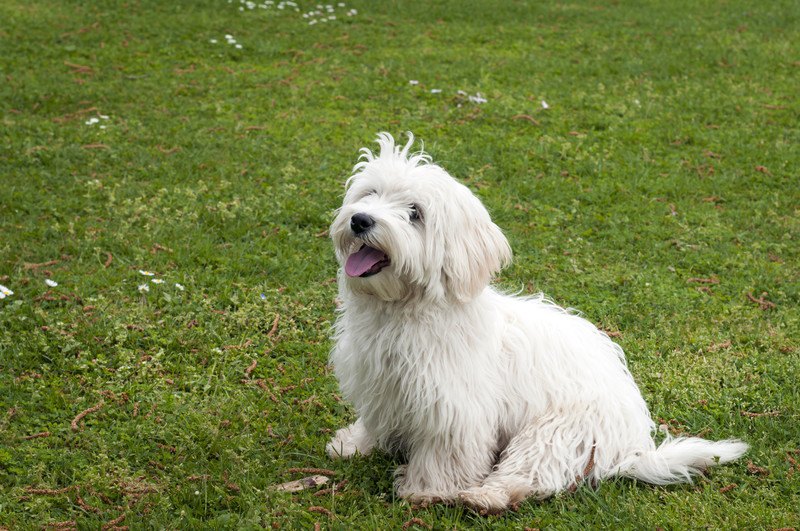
xmin=138 ymin=284 xmax=150 ymax=292
xmin=175 ymin=283 xmax=185 ymax=291
xmin=468 ymin=93 xmax=487 ymax=104
xmin=541 ymin=100 xmax=550 ymax=109
xmin=338 ymin=2 xmax=345 ymax=5
xmin=139 ymin=270 xmax=155 ymax=276
xmin=235 ymin=44 xmax=243 ymax=49
xmin=151 ymin=278 xmax=164 ymax=284
xmin=99 ymin=114 xmax=110 ymax=120
xmin=194 ymin=490 xmax=200 ymax=495
xmin=409 ymin=80 xmax=419 ymax=85
xmin=0 ymin=284 xmax=13 ymax=299
xmin=457 ymin=90 xmax=467 ymax=96
xmin=430 ymin=89 xmax=442 ymax=94
xmin=225 ymin=34 xmax=233 ymax=39
xmin=328 ymin=15 xmax=336 ymax=19
xmin=45 ymin=279 xmax=58 ymax=287
xmin=210 ymin=38 xmax=218 ymax=43
xmin=308 ymin=19 xmax=317 ymax=24
xmin=85 ymin=117 xmax=99 ymax=125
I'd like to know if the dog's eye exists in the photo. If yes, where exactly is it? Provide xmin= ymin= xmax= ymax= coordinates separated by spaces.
xmin=409 ymin=204 xmax=421 ymax=222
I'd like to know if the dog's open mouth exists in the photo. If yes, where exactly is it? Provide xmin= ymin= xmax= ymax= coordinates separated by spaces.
xmin=345 ymin=244 xmax=390 ymax=278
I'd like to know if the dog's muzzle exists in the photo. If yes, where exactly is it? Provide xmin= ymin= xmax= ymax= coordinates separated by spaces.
xmin=350 ymin=213 xmax=375 ymax=235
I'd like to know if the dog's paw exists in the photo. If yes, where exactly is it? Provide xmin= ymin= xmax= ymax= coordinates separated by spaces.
xmin=394 ymin=466 xmax=456 ymax=505
xmin=458 ymin=486 xmax=511 ymax=515
xmin=326 ymin=426 xmax=364 ymax=459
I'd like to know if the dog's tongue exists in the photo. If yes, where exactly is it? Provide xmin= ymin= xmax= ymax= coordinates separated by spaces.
xmin=345 ymin=245 xmax=387 ymax=277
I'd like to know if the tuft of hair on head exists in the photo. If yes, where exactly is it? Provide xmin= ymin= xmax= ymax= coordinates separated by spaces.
xmin=353 ymin=132 xmax=432 ymax=174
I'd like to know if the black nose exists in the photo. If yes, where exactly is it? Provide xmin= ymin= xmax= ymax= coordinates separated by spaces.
xmin=350 ymin=213 xmax=375 ymax=234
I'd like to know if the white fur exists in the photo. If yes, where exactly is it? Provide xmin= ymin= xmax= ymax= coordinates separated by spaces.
xmin=327 ymin=133 xmax=748 ymax=512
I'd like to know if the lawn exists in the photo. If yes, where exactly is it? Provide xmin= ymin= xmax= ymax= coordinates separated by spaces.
xmin=1 ymin=0 xmax=798 ymax=528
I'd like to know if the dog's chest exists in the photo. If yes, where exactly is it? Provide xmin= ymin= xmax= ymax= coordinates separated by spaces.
xmin=343 ymin=318 xmax=452 ymax=423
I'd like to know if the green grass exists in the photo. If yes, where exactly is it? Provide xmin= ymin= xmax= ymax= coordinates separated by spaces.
xmin=1 ymin=0 xmax=798 ymax=528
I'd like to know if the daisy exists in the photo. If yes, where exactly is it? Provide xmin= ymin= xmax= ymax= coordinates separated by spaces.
xmin=139 ymin=270 xmax=155 ymax=276
xmin=138 ymin=284 xmax=150 ymax=293
xmin=0 ymin=284 xmax=13 ymax=299
xmin=151 ymin=278 xmax=164 ymax=284
xmin=45 ymin=279 xmax=58 ymax=287
xmin=175 ymin=283 xmax=185 ymax=291
xmin=541 ymin=100 xmax=550 ymax=109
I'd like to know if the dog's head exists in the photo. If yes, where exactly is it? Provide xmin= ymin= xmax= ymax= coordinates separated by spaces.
xmin=331 ymin=133 xmax=511 ymax=303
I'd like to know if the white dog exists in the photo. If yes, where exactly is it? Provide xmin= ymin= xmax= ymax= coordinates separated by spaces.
xmin=326 ymin=133 xmax=747 ymax=513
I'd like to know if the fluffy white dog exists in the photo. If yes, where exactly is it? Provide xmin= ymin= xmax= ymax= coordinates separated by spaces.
xmin=326 ymin=133 xmax=747 ymax=513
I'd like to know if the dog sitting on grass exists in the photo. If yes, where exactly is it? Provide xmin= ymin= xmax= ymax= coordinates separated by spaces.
xmin=325 ymin=133 xmax=747 ymax=513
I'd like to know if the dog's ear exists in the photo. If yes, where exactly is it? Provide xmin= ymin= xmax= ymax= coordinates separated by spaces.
xmin=440 ymin=198 xmax=511 ymax=303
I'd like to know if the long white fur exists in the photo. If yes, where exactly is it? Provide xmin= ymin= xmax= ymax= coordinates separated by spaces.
xmin=326 ymin=133 xmax=748 ymax=512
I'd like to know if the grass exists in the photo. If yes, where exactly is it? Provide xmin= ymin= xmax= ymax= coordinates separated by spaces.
xmin=1 ymin=0 xmax=798 ymax=528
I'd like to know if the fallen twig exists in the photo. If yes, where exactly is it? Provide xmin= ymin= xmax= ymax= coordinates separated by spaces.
xmin=101 ymin=513 xmax=126 ymax=530
xmin=511 ymin=114 xmax=540 ymax=125
xmin=746 ymin=461 xmax=769 ymax=476
xmin=307 ymin=506 xmax=332 ymax=517
xmin=23 ymin=259 xmax=59 ymax=270
xmin=746 ymin=292 xmax=776 ymax=310
xmin=76 ymin=494 xmax=101 ymax=513
xmin=45 ymin=521 xmax=77 ymax=529
xmin=267 ymin=314 xmax=280 ymax=338
xmin=52 ymin=107 xmax=101 ymax=124
xmin=71 ymin=401 xmax=104 ymax=431
xmin=245 ymin=359 xmax=257 ymax=378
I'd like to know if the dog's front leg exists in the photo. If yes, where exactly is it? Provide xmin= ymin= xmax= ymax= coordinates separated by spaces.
xmin=326 ymin=417 xmax=376 ymax=459
xmin=394 ymin=436 xmax=495 ymax=505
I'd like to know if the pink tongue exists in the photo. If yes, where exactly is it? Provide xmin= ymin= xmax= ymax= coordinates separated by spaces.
xmin=345 ymin=245 xmax=387 ymax=277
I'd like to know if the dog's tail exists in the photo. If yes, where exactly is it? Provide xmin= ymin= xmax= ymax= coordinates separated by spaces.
xmin=619 ymin=435 xmax=748 ymax=485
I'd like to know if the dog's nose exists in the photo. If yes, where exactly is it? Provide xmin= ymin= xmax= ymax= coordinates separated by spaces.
xmin=350 ymin=213 xmax=375 ymax=234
